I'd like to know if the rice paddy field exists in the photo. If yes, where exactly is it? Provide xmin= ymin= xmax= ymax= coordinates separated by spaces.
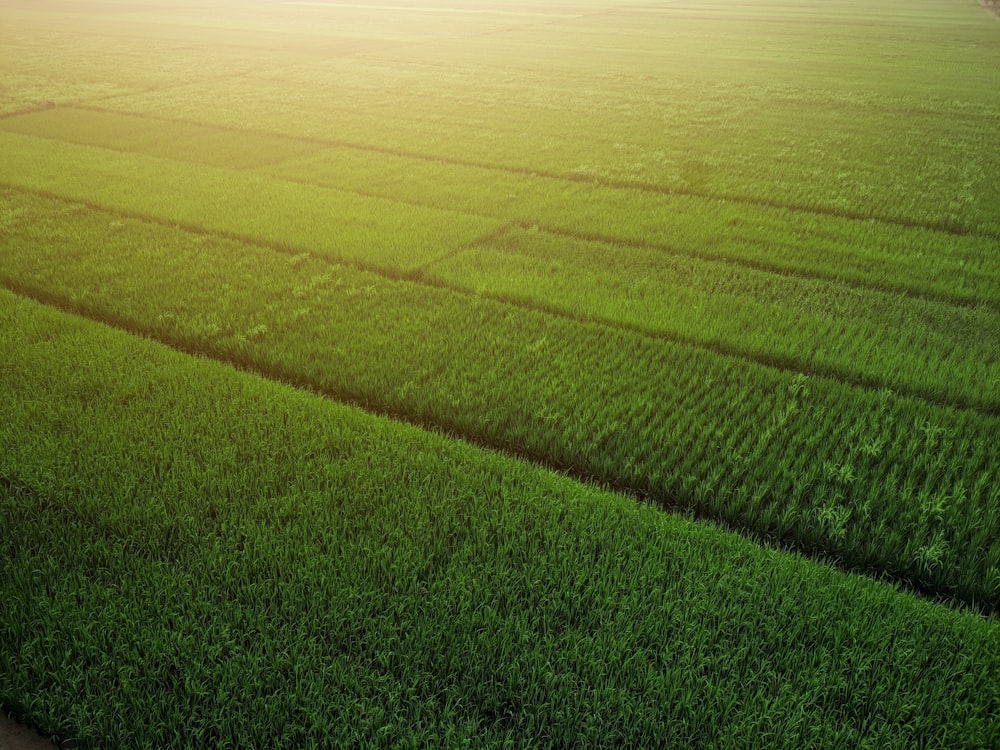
xmin=1 ymin=0 xmax=999 ymax=746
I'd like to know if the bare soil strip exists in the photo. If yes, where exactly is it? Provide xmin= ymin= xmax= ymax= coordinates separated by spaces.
xmin=0 ymin=713 xmax=59 ymax=750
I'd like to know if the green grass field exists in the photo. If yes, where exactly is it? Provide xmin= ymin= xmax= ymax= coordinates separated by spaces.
xmin=2 ymin=0 xmax=999 ymax=746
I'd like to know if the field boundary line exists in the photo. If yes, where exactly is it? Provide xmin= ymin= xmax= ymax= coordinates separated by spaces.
xmin=13 ymin=105 xmax=1000 ymax=313
xmin=2 ymin=279 xmax=996 ymax=620
xmin=0 ymin=103 xmax=61 ymax=121
xmin=262 ymin=171 xmax=1000 ymax=316
xmin=497 ymin=221 xmax=1000 ymax=314
xmin=4 ymin=183 xmax=998 ymax=418
xmin=2 ymin=115 xmax=991 ymax=311
xmin=412 ymin=252 xmax=1000 ymax=418
xmin=160 ymin=148 xmax=990 ymax=314
xmin=33 ymin=104 xmax=995 ymax=312
xmin=61 ymin=103 xmax=1000 ymax=243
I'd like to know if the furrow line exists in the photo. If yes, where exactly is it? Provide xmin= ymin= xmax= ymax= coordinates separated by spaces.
xmin=2 ymin=280 xmax=993 ymax=619
xmin=9 ymin=109 xmax=993 ymax=312
xmin=497 ymin=221 xmax=1000 ymax=316
xmin=6 ymin=183 xmax=996 ymax=418
xmin=71 ymin=102 xmax=1000 ymax=243
xmin=262 ymin=171 xmax=998 ymax=316
xmin=0 ymin=278 xmax=638 ymax=499
xmin=0 ymin=103 xmax=61 ymax=121
xmin=414 ymin=274 xmax=1000 ymax=418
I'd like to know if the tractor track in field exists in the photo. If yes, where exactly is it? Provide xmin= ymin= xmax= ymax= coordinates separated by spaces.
xmin=8 ymin=104 xmax=997 ymax=316
xmin=3 ymin=280 xmax=997 ymax=624
xmin=46 ymin=102 xmax=1000 ymax=246
xmin=7 ymin=104 xmax=997 ymax=313
xmin=2 ymin=183 xmax=998 ymax=418
xmin=461 ymin=219 xmax=1000 ymax=315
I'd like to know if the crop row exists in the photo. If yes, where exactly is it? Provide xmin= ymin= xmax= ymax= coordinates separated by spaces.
xmin=0 ymin=105 xmax=318 ymax=169
xmin=4 ymin=111 xmax=997 ymax=315
xmin=269 ymin=146 xmax=1000 ymax=309
xmin=3 ymin=288 xmax=999 ymax=748
xmin=2 ymin=190 xmax=997 ymax=611
xmin=100 ymin=19 xmax=1000 ymax=238
xmin=1 ymin=129 xmax=996 ymax=414
xmin=429 ymin=227 xmax=1000 ymax=415
xmin=6 ymin=0 xmax=997 ymax=243
xmin=0 ymin=131 xmax=498 ymax=272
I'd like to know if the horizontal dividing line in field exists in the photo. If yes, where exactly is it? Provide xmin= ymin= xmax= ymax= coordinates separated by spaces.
xmin=0 ymin=103 xmax=61 ymax=121
xmin=12 ymin=112 xmax=991 ymax=318
xmin=331 ymin=151 xmax=1000 ymax=243
xmin=30 ymin=106 xmax=995 ymax=313
xmin=495 ymin=221 xmax=999 ymax=316
xmin=265 ymin=165 xmax=999 ymax=316
xmin=68 ymin=102 xmax=1000 ymax=245
xmin=6 ymin=107 xmax=993 ymax=314
xmin=3 ymin=279 xmax=993 ymax=620
xmin=6 ymin=183 xmax=997 ymax=420
xmin=411 ymin=263 xmax=1000 ymax=419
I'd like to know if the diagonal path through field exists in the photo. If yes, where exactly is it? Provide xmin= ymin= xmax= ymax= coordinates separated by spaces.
xmin=4 ymin=105 xmax=995 ymax=317
xmin=3 ymin=181 xmax=996 ymax=418
xmin=2 ymin=287 xmax=998 ymax=748
xmin=59 ymin=102 xmax=1000 ymax=246
xmin=2 ymin=189 xmax=998 ymax=615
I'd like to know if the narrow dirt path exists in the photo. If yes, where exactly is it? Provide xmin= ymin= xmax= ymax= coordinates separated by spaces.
xmin=0 ymin=713 xmax=60 ymax=750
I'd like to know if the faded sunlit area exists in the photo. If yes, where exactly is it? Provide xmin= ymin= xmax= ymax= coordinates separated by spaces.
xmin=1 ymin=0 xmax=999 ymax=747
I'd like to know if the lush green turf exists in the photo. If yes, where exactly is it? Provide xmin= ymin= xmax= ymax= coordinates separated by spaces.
xmin=2 ymin=131 xmax=998 ymax=413
xmin=2 ymin=0 xmax=999 ymax=744
xmin=3 ymin=189 xmax=998 ymax=612
xmin=3 ymin=111 xmax=998 ymax=312
xmin=429 ymin=227 xmax=1000 ymax=414
xmin=0 ymin=132 xmax=499 ymax=272
xmin=3 ymin=289 xmax=999 ymax=749
xmin=86 ymin=1 xmax=1000 ymax=236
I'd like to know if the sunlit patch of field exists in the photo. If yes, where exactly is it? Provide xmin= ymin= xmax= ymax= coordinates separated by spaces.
xmin=1 ymin=0 xmax=999 ymax=746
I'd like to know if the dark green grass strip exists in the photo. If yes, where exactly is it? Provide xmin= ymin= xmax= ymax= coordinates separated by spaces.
xmin=2 ymin=190 xmax=998 ymax=613
xmin=2 ymin=289 xmax=999 ymax=749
